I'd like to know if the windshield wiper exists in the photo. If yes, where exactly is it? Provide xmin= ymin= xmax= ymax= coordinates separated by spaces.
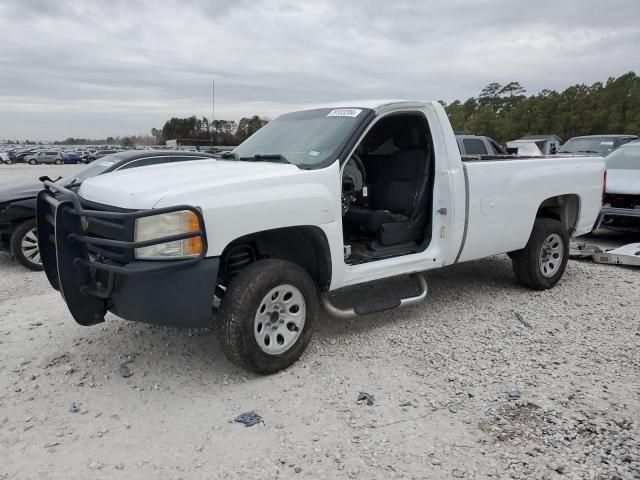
xmin=239 ymin=154 xmax=290 ymax=164
xmin=216 ymin=151 xmax=239 ymax=160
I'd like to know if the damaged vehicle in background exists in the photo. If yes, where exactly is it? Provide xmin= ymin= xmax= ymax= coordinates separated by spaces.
xmin=595 ymin=141 xmax=640 ymax=229
xmin=0 ymin=150 xmax=217 ymax=270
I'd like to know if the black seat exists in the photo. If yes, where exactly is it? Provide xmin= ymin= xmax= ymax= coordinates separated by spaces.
xmin=345 ymin=127 xmax=430 ymax=246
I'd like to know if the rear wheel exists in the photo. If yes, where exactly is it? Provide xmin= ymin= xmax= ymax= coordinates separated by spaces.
xmin=217 ymin=259 xmax=318 ymax=374
xmin=54 ymin=158 xmax=62 ymax=165
xmin=511 ymin=218 xmax=569 ymax=290
xmin=10 ymin=219 xmax=43 ymax=271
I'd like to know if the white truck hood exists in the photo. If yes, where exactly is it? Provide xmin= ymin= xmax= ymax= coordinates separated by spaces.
xmin=606 ymin=169 xmax=640 ymax=195
xmin=78 ymin=159 xmax=301 ymax=209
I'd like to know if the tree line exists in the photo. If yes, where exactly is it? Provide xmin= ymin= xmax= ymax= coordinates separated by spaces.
xmin=443 ymin=71 xmax=640 ymax=143
xmin=152 ymin=115 xmax=269 ymax=146
xmin=7 ymin=72 xmax=638 ymax=147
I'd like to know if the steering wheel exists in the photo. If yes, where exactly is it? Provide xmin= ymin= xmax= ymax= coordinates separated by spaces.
xmin=350 ymin=153 xmax=366 ymax=184
xmin=341 ymin=154 xmax=367 ymax=215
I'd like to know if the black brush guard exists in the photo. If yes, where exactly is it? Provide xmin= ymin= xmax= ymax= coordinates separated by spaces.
xmin=36 ymin=181 xmax=218 ymax=328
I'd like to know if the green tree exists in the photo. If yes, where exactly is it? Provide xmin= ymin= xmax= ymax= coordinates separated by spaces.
xmin=121 ymin=137 xmax=135 ymax=148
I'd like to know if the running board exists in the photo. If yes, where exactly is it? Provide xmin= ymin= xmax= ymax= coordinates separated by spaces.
xmin=321 ymin=274 xmax=428 ymax=318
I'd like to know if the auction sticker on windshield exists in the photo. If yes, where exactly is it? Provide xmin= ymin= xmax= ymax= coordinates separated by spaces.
xmin=327 ymin=108 xmax=362 ymax=118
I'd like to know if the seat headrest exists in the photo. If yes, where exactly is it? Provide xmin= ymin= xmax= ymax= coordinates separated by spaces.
xmin=394 ymin=127 xmax=428 ymax=150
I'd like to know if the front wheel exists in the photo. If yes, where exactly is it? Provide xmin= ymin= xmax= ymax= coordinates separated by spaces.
xmin=28 ymin=159 xmax=37 ymax=165
xmin=511 ymin=218 xmax=569 ymax=290
xmin=217 ymin=259 xmax=318 ymax=374
xmin=10 ymin=219 xmax=43 ymax=271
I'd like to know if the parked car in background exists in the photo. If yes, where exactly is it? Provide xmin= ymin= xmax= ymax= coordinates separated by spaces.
xmin=15 ymin=149 xmax=40 ymax=163
xmin=0 ymin=150 xmax=218 ymax=270
xmin=87 ymin=149 xmax=119 ymax=162
xmin=595 ymin=141 xmax=640 ymax=228
xmin=507 ymin=135 xmax=562 ymax=156
xmin=455 ymin=135 xmax=507 ymax=157
xmin=24 ymin=150 xmax=64 ymax=165
xmin=62 ymin=152 xmax=83 ymax=164
xmin=559 ymin=135 xmax=638 ymax=156
xmin=76 ymin=150 xmax=92 ymax=163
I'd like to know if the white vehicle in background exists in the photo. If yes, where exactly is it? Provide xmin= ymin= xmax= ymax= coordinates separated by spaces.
xmin=38 ymin=101 xmax=605 ymax=374
xmin=507 ymin=135 xmax=562 ymax=156
xmin=596 ymin=140 xmax=640 ymax=228
xmin=506 ymin=141 xmax=543 ymax=156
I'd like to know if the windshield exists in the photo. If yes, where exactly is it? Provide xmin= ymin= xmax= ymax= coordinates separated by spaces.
xmin=605 ymin=144 xmax=640 ymax=170
xmin=558 ymin=137 xmax=620 ymax=155
xmin=56 ymin=154 xmax=123 ymax=185
xmin=233 ymin=108 xmax=372 ymax=167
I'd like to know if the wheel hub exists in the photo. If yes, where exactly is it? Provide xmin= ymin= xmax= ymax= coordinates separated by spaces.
xmin=538 ymin=233 xmax=563 ymax=278
xmin=21 ymin=227 xmax=41 ymax=266
xmin=254 ymin=284 xmax=306 ymax=355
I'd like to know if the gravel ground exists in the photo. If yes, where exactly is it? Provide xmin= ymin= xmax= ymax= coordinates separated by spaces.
xmin=1 ymin=165 xmax=639 ymax=479
xmin=0 ymin=163 xmax=82 ymax=184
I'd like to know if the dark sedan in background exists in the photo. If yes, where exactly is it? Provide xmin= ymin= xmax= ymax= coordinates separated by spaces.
xmin=0 ymin=150 xmax=218 ymax=270
xmin=558 ymin=134 xmax=638 ymax=156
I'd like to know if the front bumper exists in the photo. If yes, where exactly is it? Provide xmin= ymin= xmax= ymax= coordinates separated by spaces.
xmin=36 ymin=182 xmax=217 ymax=328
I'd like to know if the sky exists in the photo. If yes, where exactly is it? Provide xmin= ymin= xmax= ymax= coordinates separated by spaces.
xmin=0 ymin=0 xmax=639 ymax=140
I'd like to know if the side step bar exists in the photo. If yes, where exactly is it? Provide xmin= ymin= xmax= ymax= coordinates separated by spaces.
xmin=321 ymin=274 xmax=428 ymax=319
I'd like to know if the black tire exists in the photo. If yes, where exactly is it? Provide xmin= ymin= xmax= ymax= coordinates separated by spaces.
xmin=54 ymin=159 xmax=62 ymax=165
xmin=10 ymin=219 xmax=43 ymax=271
xmin=511 ymin=218 xmax=569 ymax=290
xmin=217 ymin=259 xmax=318 ymax=374
xmin=28 ymin=159 xmax=37 ymax=165
xmin=5 ymin=159 xmax=13 ymax=165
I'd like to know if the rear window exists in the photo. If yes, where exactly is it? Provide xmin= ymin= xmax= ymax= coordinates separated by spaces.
xmin=605 ymin=145 xmax=640 ymax=170
xmin=463 ymin=139 xmax=488 ymax=155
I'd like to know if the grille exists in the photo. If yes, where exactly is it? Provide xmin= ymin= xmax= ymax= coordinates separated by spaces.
xmin=81 ymin=202 xmax=134 ymax=265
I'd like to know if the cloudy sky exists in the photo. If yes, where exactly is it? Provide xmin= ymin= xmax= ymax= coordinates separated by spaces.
xmin=1 ymin=0 xmax=639 ymax=140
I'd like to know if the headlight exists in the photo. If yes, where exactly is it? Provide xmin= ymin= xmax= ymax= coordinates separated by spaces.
xmin=134 ymin=210 xmax=203 ymax=260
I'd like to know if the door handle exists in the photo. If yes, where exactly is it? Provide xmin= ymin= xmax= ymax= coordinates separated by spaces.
xmin=437 ymin=208 xmax=448 ymax=215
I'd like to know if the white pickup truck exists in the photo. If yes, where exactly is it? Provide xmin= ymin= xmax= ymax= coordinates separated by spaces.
xmin=37 ymin=101 xmax=605 ymax=374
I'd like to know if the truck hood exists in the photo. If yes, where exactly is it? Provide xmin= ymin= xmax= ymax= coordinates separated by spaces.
xmin=606 ymin=169 xmax=640 ymax=195
xmin=78 ymin=159 xmax=302 ymax=209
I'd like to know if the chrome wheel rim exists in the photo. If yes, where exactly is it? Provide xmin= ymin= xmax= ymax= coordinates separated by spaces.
xmin=254 ymin=284 xmax=306 ymax=355
xmin=21 ymin=228 xmax=41 ymax=265
xmin=538 ymin=233 xmax=563 ymax=278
